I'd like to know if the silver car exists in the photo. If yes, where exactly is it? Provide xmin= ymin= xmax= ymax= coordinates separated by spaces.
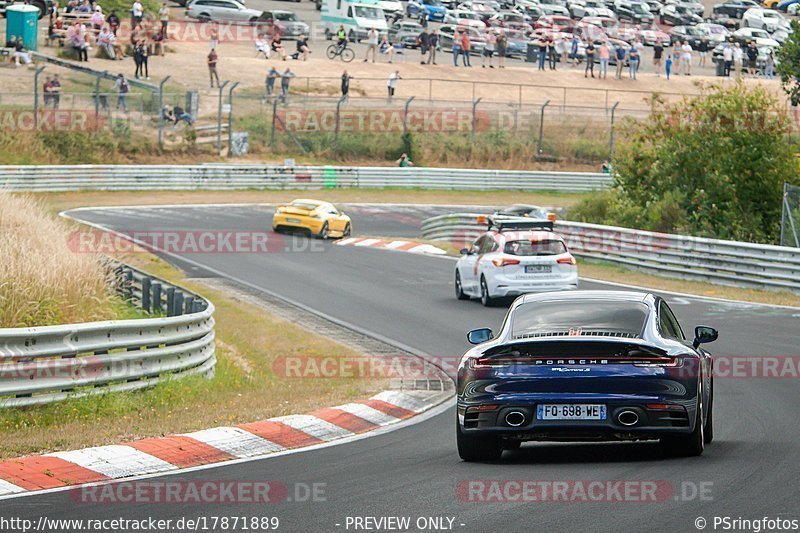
xmin=186 ymin=0 xmax=262 ymax=22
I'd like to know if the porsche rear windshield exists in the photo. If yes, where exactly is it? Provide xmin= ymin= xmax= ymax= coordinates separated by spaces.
xmin=289 ymin=201 xmax=319 ymax=210
xmin=511 ymin=301 xmax=648 ymax=338
xmin=504 ymin=240 xmax=567 ymax=256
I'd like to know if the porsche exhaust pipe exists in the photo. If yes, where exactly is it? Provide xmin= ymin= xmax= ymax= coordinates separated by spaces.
xmin=617 ymin=410 xmax=639 ymax=426
xmin=505 ymin=411 xmax=526 ymax=427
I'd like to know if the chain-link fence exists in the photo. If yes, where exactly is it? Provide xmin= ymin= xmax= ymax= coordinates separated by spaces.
xmin=781 ymin=183 xmax=800 ymax=248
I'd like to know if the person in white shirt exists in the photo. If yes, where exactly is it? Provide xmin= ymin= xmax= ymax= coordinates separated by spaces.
xmin=255 ymin=34 xmax=270 ymax=59
xmin=364 ymin=27 xmax=378 ymax=63
xmin=722 ymin=42 xmax=733 ymax=76
xmin=387 ymin=70 xmax=400 ymax=99
xmin=681 ymin=41 xmax=692 ymax=75
xmin=733 ymin=42 xmax=743 ymax=79
xmin=159 ymin=3 xmax=169 ymax=38
xmin=131 ymin=0 xmax=143 ymax=25
xmin=482 ymin=30 xmax=496 ymax=68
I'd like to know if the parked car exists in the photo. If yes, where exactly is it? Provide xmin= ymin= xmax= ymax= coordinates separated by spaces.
xmin=669 ymin=24 xmax=707 ymax=47
xmin=712 ymin=0 xmax=759 ymax=18
xmin=614 ymin=0 xmax=655 ymax=23
xmin=695 ymin=22 xmax=731 ymax=44
xmin=407 ymin=0 xmax=447 ymax=21
xmin=515 ymin=0 xmax=545 ymax=20
xmin=536 ymin=0 xmax=571 ymax=16
xmin=570 ymin=0 xmax=616 ymax=18
xmin=535 ymin=14 xmax=579 ymax=31
xmin=387 ymin=20 xmax=423 ymax=46
xmin=712 ymin=41 xmax=776 ymax=68
xmin=186 ymin=0 xmax=262 ymax=22
xmin=255 ymin=10 xmax=309 ymax=39
xmin=379 ymin=0 xmax=404 ymax=17
xmin=659 ymin=4 xmax=702 ymax=24
xmin=444 ymin=9 xmax=489 ymax=29
xmin=0 ymin=0 xmax=53 ymax=19
xmin=637 ymin=27 xmax=671 ymax=45
xmin=742 ymin=8 xmax=788 ymax=32
xmin=732 ymin=26 xmax=780 ymax=46
xmin=501 ymin=29 xmax=531 ymax=57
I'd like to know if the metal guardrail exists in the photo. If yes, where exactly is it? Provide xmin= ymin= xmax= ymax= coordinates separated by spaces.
xmin=0 ymin=165 xmax=612 ymax=193
xmin=420 ymin=213 xmax=800 ymax=293
xmin=0 ymin=264 xmax=216 ymax=407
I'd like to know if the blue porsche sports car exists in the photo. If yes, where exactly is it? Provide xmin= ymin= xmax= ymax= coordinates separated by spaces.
xmin=456 ymin=291 xmax=718 ymax=462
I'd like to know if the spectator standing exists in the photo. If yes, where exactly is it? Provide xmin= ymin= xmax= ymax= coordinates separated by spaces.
xmin=548 ymin=37 xmax=557 ymax=70
xmin=628 ymin=42 xmax=639 ymax=80
xmin=50 ymin=75 xmax=61 ymax=108
xmin=418 ymin=28 xmax=430 ymax=64
xmin=280 ymin=67 xmax=294 ymax=104
xmin=584 ymin=41 xmax=595 ymax=77
xmin=451 ymin=29 xmax=461 ymax=66
xmin=569 ymin=34 xmax=579 ymax=66
xmin=496 ymin=31 xmax=507 ymax=68
xmin=733 ymin=42 xmax=743 ymax=79
xmin=131 ymin=0 xmax=143 ymax=27
xmin=387 ymin=70 xmax=400 ymax=99
xmin=208 ymin=49 xmax=220 ymax=88
xmin=133 ymin=41 xmax=149 ymax=79
xmin=665 ymin=53 xmax=672 ymax=80
xmin=341 ymin=70 xmax=352 ymax=99
xmin=427 ymin=29 xmax=438 ymax=64
xmin=555 ymin=35 xmax=566 ymax=68
xmin=43 ymin=76 xmax=52 ymax=107
xmin=722 ymin=41 xmax=733 ymax=76
xmin=537 ymin=36 xmax=547 ymax=71
xmin=159 ymin=3 xmax=169 ymax=38
xmin=697 ymin=38 xmax=708 ymax=68
xmin=653 ymin=42 xmax=663 ymax=75
xmin=364 ymin=27 xmax=378 ymax=62
xmin=681 ymin=41 xmax=692 ymax=75
xmin=598 ymin=41 xmax=609 ymax=79
xmin=114 ymin=73 xmax=129 ymax=112
xmin=482 ymin=29 xmax=495 ymax=68
xmin=746 ymin=41 xmax=758 ymax=77
xmin=460 ymin=31 xmax=471 ymax=66
xmin=765 ymin=49 xmax=775 ymax=79
xmin=265 ymin=66 xmax=279 ymax=96
xmin=90 ymin=6 xmax=104 ymax=30
xmin=615 ymin=44 xmax=625 ymax=79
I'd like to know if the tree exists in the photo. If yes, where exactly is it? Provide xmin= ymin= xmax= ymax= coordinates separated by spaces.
xmin=570 ymin=83 xmax=799 ymax=244
xmin=777 ymin=20 xmax=800 ymax=106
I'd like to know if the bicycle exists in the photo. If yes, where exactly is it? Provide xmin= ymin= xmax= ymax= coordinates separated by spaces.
xmin=326 ymin=42 xmax=355 ymax=62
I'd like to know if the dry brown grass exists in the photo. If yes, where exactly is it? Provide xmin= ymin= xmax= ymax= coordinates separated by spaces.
xmin=0 ymin=193 xmax=117 ymax=327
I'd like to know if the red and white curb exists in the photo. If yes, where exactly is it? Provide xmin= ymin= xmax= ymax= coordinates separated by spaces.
xmin=337 ymin=237 xmax=447 ymax=255
xmin=0 ymin=390 xmax=443 ymax=497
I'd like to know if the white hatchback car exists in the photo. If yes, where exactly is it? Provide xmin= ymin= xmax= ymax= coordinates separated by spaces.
xmin=186 ymin=0 xmax=262 ymax=22
xmin=455 ymin=217 xmax=579 ymax=306
xmin=742 ymin=8 xmax=788 ymax=33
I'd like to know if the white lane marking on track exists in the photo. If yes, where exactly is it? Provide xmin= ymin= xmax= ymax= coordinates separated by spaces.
xmin=372 ymin=391 xmax=427 ymax=412
xmin=183 ymin=427 xmax=284 ymax=457
xmin=384 ymin=241 xmax=410 ymax=249
xmin=334 ymin=403 xmax=402 ymax=426
xmin=354 ymin=238 xmax=381 ymax=247
xmin=48 ymin=445 xmax=177 ymax=479
xmin=337 ymin=238 xmax=359 ymax=246
xmin=271 ymin=415 xmax=353 ymax=441
xmin=0 ymin=479 xmax=25 ymax=496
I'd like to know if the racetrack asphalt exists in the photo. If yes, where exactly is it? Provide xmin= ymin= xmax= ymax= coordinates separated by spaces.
xmin=6 ymin=203 xmax=799 ymax=533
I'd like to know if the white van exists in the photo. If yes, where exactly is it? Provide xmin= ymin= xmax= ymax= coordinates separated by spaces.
xmin=322 ymin=0 xmax=388 ymax=42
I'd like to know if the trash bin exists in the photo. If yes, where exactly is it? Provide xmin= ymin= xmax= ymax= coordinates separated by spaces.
xmin=715 ymin=59 xmax=725 ymax=77
xmin=5 ymin=4 xmax=39 ymax=51
xmin=526 ymin=42 xmax=536 ymax=63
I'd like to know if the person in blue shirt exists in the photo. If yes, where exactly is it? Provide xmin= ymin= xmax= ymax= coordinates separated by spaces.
xmin=569 ymin=35 xmax=579 ymax=67
xmin=665 ymin=53 xmax=672 ymax=80
xmin=614 ymin=45 xmax=626 ymax=79
xmin=628 ymin=44 xmax=639 ymax=80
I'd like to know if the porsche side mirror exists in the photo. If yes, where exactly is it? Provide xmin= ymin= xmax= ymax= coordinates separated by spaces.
xmin=693 ymin=325 xmax=718 ymax=348
xmin=467 ymin=328 xmax=493 ymax=345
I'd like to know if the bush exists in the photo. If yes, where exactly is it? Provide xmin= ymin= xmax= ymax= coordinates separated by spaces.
xmin=570 ymin=83 xmax=800 ymax=243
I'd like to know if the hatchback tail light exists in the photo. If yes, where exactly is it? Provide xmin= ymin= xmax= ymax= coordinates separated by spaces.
xmin=557 ymin=255 xmax=576 ymax=266
xmin=492 ymin=257 xmax=520 ymax=267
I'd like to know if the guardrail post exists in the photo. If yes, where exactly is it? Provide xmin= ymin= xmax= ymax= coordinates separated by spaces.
xmin=537 ymin=100 xmax=550 ymax=155
xmin=124 ymin=269 xmax=134 ymax=300
xmin=152 ymin=282 xmax=162 ymax=314
xmin=227 ymin=81 xmax=240 ymax=156
xmin=184 ymin=296 xmax=195 ymax=314
xmin=166 ymin=287 xmax=175 ymax=317
xmin=33 ymin=66 xmax=46 ymax=130
xmin=609 ymin=101 xmax=620 ymax=161
xmin=271 ymin=96 xmax=279 ymax=146
xmin=157 ymin=75 xmax=171 ymax=150
xmin=217 ymin=80 xmax=229 ymax=154
xmin=402 ymin=96 xmax=415 ymax=136
xmin=141 ymin=277 xmax=151 ymax=313
xmin=173 ymin=292 xmax=184 ymax=316
xmin=471 ymin=98 xmax=482 ymax=144
xmin=93 ymin=72 xmax=106 ymax=131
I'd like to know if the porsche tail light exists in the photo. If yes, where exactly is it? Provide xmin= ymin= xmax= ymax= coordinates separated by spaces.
xmin=492 ymin=257 xmax=521 ymax=267
xmin=645 ymin=403 xmax=685 ymax=411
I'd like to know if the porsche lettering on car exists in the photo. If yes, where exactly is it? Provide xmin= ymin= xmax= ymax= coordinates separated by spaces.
xmin=456 ymin=291 xmax=718 ymax=462
xmin=272 ymin=199 xmax=352 ymax=239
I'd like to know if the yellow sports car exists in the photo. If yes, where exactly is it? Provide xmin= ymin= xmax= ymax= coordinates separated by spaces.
xmin=272 ymin=199 xmax=352 ymax=239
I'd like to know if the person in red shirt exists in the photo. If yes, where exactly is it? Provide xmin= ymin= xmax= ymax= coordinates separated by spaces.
xmin=460 ymin=31 xmax=471 ymax=67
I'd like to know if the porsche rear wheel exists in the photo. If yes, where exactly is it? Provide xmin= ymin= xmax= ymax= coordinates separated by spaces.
xmin=343 ymin=222 xmax=351 ymax=237
xmin=662 ymin=389 xmax=704 ymax=457
xmin=457 ymin=420 xmax=502 ymax=462
xmin=317 ymin=222 xmax=329 ymax=239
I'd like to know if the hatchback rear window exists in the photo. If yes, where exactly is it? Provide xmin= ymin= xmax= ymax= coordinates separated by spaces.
xmin=504 ymin=239 xmax=567 ymax=256
xmin=511 ymin=300 xmax=649 ymax=339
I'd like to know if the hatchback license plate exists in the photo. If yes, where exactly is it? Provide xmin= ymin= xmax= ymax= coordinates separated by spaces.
xmin=286 ymin=218 xmax=301 ymax=223
xmin=525 ymin=265 xmax=552 ymax=274
xmin=537 ymin=404 xmax=607 ymax=420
